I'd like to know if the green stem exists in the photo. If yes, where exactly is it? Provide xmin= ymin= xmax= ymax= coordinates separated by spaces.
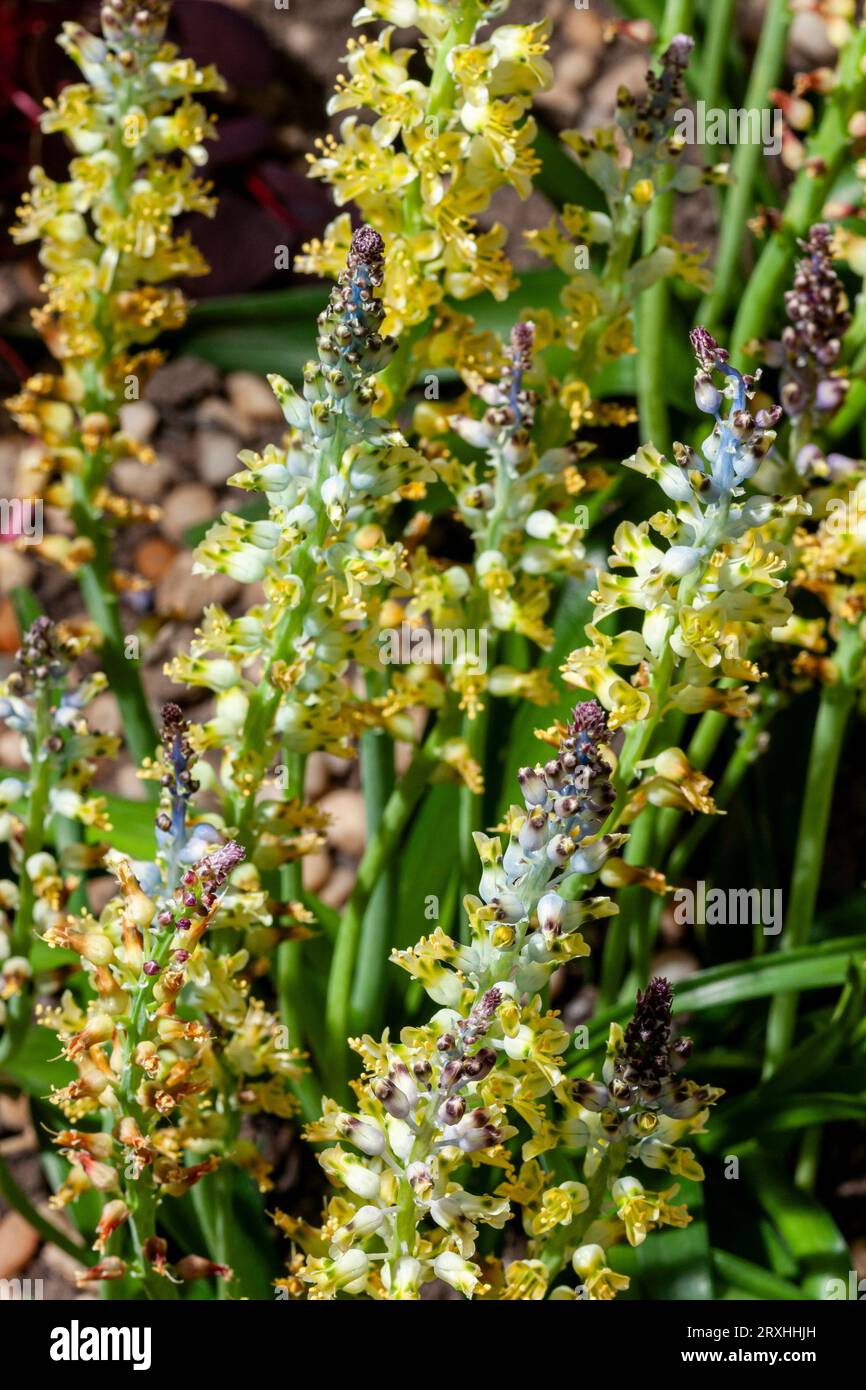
xmin=701 ymin=0 xmax=737 ymax=113
xmin=0 ymin=1153 xmax=96 ymax=1267
xmin=729 ymin=21 xmax=866 ymax=357
xmin=601 ymin=809 xmax=657 ymax=1003
xmin=698 ymin=0 xmax=790 ymax=331
xmin=763 ymin=631 xmax=862 ymax=1076
xmin=274 ymin=751 xmax=324 ymax=1124
xmin=76 ymin=549 xmax=157 ymax=773
xmin=324 ymin=722 xmax=450 ymax=1090
xmin=348 ymin=715 xmax=396 ymax=1038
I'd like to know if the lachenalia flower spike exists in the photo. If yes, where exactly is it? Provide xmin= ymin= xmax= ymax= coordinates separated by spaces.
xmin=564 ymin=327 xmax=796 ymax=728
xmin=277 ymin=703 xmax=625 ymax=1300
xmin=168 ymin=223 xmax=434 ymax=849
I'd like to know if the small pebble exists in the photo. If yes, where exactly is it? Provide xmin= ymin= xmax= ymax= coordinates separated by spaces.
xmin=301 ymin=850 xmax=330 ymax=894
xmin=197 ymin=430 xmax=240 ymax=487
xmin=161 ymin=483 xmax=217 ymax=543
xmin=225 ymin=371 xmax=283 ymax=424
xmin=155 ymin=550 xmax=240 ymax=621
xmin=145 ymin=356 xmax=220 ymax=408
xmin=119 ymin=400 xmax=158 ymax=443
xmin=0 ymin=595 xmax=20 ymax=653
xmin=134 ymin=535 xmax=177 ymax=583
xmin=112 ymin=455 xmax=173 ymax=504
xmin=318 ymin=864 xmax=357 ymax=909
xmin=0 ymin=1210 xmax=40 ymax=1279
xmin=319 ymin=788 xmax=366 ymax=859
xmin=196 ymin=395 xmax=240 ymax=433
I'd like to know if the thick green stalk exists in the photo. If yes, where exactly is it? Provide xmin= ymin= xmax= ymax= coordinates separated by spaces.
xmin=596 ymin=631 xmax=677 ymax=1003
xmin=274 ymin=751 xmax=324 ymax=1123
xmin=698 ymin=0 xmax=790 ymax=331
xmin=117 ymin=920 xmax=188 ymax=1299
xmin=456 ymin=635 xmax=500 ymax=917
xmin=348 ymin=715 xmax=397 ymax=1038
xmin=701 ymin=0 xmax=737 ymax=113
xmin=599 ymin=810 xmax=656 ymax=1004
xmin=75 ymin=539 xmax=157 ymax=773
xmin=324 ymin=723 xmax=451 ymax=1089
xmin=763 ymin=628 xmax=863 ymax=1076
xmin=457 ymin=427 xmax=510 ymax=906
xmin=233 ymin=427 xmax=342 ymax=841
xmin=60 ymin=68 xmax=170 ymax=771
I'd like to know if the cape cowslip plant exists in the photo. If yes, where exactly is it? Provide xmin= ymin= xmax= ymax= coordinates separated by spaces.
xmin=421 ymin=319 xmax=582 ymax=715
xmin=515 ymin=977 xmax=719 ymax=1298
xmin=762 ymin=450 xmax=866 ymax=1073
xmin=561 ymin=328 xmax=801 ymax=999
xmin=0 ymin=618 xmax=114 ymax=1066
xmin=5 ymin=0 xmax=866 ymax=1310
xmin=167 ymin=226 xmax=437 ymax=847
xmin=297 ymin=0 xmax=551 ymax=402
xmin=7 ymin=0 xmax=224 ymax=764
xmin=276 ymin=703 xmax=719 ymax=1300
xmin=525 ymin=35 xmax=723 ymax=440
xmin=564 ymin=329 xmax=794 ymax=752
xmin=759 ymin=224 xmax=853 ymax=484
xmin=41 ymin=702 xmax=306 ymax=1295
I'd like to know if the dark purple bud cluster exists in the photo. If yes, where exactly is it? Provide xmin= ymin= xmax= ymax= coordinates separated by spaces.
xmin=314 ymin=224 xmax=395 ymax=385
xmin=9 ymin=616 xmax=68 ymax=695
xmin=621 ymin=34 xmax=694 ymax=141
xmin=155 ymin=702 xmax=199 ymax=842
xmin=100 ymin=0 xmax=169 ymax=47
xmin=517 ymin=700 xmax=615 ymax=837
xmin=618 ymin=977 xmax=693 ymax=1100
xmin=571 ymin=977 xmax=706 ymax=1124
xmin=775 ymin=223 xmax=851 ymax=421
xmin=499 ymin=320 xmax=538 ymax=433
xmin=690 ymin=326 xmax=728 ymax=374
xmin=194 ymin=841 xmax=246 ymax=888
xmin=151 ymin=842 xmax=245 ymax=952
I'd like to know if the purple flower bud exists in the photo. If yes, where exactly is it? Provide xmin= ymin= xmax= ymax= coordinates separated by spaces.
xmin=462 ymin=1047 xmax=496 ymax=1082
xmin=440 ymin=1058 xmax=465 ymax=1091
xmin=439 ymin=1096 xmax=465 ymax=1124
xmin=373 ymin=1078 xmax=410 ymax=1120
xmin=517 ymin=766 xmax=548 ymax=806
xmin=816 ymin=376 xmax=847 ymax=412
